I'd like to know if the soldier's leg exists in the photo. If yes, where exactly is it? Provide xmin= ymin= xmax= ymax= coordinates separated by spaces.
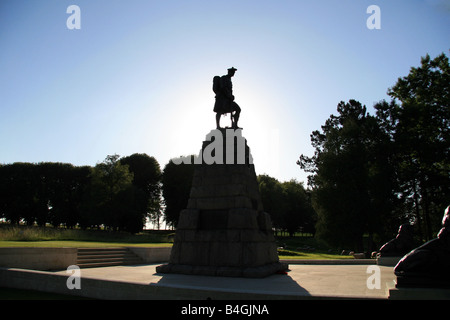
xmin=216 ymin=113 xmax=220 ymax=129
xmin=232 ymin=103 xmax=241 ymax=128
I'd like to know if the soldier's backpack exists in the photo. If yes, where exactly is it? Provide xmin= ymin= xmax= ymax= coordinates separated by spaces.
xmin=212 ymin=76 xmax=221 ymax=94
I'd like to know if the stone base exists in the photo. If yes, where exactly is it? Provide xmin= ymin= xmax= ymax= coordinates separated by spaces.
xmin=376 ymin=256 xmax=403 ymax=266
xmin=159 ymin=129 xmax=284 ymax=278
xmin=388 ymin=280 xmax=450 ymax=300
xmin=156 ymin=262 xmax=289 ymax=278
xmin=395 ymin=274 xmax=450 ymax=289
xmin=163 ymin=208 xmax=282 ymax=277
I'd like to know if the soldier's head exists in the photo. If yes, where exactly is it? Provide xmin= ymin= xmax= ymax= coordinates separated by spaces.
xmin=227 ymin=67 xmax=237 ymax=77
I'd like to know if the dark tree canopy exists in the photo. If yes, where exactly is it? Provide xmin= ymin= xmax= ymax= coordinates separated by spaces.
xmin=0 ymin=153 xmax=162 ymax=233
xmin=257 ymin=175 xmax=316 ymax=237
xmin=298 ymin=53 xmax=449 ymax=251
xmin=161 ymin=156 xmax=195 ymax=228
xmin=379 ymin=53 xmax=450 ymax=240
xmin=120 ymin=153 xmax=162 ymax=229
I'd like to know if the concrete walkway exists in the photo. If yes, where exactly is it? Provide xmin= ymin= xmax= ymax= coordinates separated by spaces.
xmin=30 ymin=263 xmax=395 ymax=300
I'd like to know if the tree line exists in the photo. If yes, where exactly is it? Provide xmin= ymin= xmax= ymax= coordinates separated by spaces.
xmin=0 ymin=154 xmax=161 ymax=233
xmin=298 ymin=53 xmax=449 ymax=252
xmin=0 ymin=152 xmax=315 ymax=236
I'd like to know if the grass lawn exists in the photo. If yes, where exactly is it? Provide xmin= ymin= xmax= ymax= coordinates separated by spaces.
xmin=0 ymin=225 xmax=358 ymax=260
xmin=278 ymin=252 xmax=354 ymax=260
xmin=277 ymin=249 xmax=354 ymax=260
xmin=0 ymin=240 xmax=172 ymax=248
xmin=0 ymin=225 xmax=174 ymax=244
xmin=0 ymin=240 xmax=352 ymax=260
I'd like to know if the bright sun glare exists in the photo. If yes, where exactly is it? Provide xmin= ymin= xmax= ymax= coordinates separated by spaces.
xmin=161 ymin=71 xmax=281 ymax=179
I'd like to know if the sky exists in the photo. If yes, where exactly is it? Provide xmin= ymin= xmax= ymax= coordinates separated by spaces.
xmin=0 ymin=0 xmax=449 ymax=185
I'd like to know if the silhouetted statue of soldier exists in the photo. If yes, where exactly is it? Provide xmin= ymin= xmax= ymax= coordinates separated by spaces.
xmin=394 ymin=205 xmax=450 ymax=288
xmin=213 ymin=67 xmax=241 ymax=129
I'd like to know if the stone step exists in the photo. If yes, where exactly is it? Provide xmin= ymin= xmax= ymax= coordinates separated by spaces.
xmin=77 ymin=256 xmax=142 ymax=263
xmin=77 ymin=250 xmax=129 ymax=257
xmin=75 ymin=261 xmax=126 ymax=268
xmin=76 ymin=248 xmax=143 ymax=268
xmin=77 ymin=248 xmax=128 ymax=253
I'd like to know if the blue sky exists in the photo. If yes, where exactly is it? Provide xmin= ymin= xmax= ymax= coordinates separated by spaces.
xmin=1 ymin=0 xmax=449 ymax=184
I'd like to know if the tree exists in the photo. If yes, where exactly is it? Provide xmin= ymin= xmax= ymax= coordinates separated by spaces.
xmin=258 ymin=175 xmax=316 ymax=237
xmin=298 ymin=53 xmax=449 ymax=250
xmin=161 ymin=157 xmax=195 ymax=228
xmin=80 ymin=154 xmax=139 ymax=231
xmin=0 ymin=162 xmax=91 ymax=227
xmin=111 ymin=184 xmax=148 ymax=233
xmin=41 ymin=163 xmax=91 ymax=228
xmin=120 ymin=153 xmax=162 ymax=229
xmin=281 ymin=179 xmax=315 ymax=237
xmin=376 ymin=52 xmax=450 ymax=240
xmin=298 ymin=100 xmax=394 ymax=251
xmin=0 ymin=163 xmax=46 ymax=225
xmin=257 ymin=175 xmax=286 ymax=233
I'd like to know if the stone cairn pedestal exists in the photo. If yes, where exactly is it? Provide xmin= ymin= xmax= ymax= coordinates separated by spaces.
xmin=156 ymin=128 xmax=288 ymax=277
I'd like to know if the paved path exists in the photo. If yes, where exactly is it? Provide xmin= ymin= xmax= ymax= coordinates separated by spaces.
xmin=50 ymin=263 xmax=395 ymax=299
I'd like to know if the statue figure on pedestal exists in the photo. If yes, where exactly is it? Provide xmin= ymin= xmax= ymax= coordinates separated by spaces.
xmin=156 ymin=70 xmax=288 ymax=278
xmin=378 ymin=223 xmax=415 ymax=257
xmin=213 ymin=67 xmax=241 ymax=129
xmin=394 ymin=205 xmax=450 ymax=288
